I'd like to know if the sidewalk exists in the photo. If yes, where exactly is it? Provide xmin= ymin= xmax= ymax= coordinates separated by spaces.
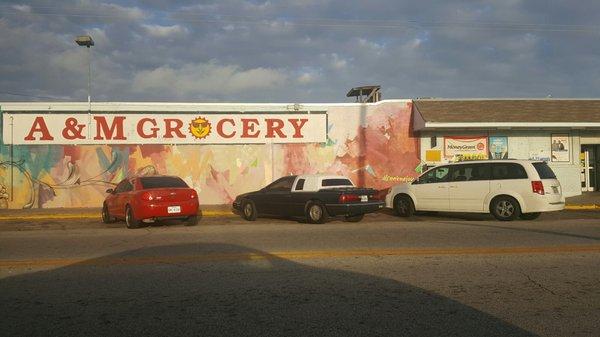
xmin=564 ymin=192 xmax=600 ymax=210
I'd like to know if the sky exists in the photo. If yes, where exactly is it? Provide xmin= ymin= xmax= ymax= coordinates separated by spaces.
xmin=1 ymin=0 xmax=600 ymax=103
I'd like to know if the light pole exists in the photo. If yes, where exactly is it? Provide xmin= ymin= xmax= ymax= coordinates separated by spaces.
xmin=75 ymin=35 xmax=94 ymax=139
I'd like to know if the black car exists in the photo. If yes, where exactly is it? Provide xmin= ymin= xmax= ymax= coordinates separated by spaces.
xmin=232 ymin=174 xmax=384 ymax=223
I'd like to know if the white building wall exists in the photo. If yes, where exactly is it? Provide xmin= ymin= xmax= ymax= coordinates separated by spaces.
xmin=419 ymin=130 xmax=583 ymax=197
xmin=580 ymin=131 xmax=600 ymax=145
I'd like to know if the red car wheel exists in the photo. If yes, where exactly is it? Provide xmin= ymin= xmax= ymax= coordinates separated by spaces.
xmin=125 ymin=205 xmax=143 ymax=229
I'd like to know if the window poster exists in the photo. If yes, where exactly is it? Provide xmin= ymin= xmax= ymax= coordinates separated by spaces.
xmin=444 ymin=136 xmax=488 ymax=161
xmin=489 ymin=136 xmax=508 ymax=159
xmin=551 ymin=134 xmax=570 ymax=162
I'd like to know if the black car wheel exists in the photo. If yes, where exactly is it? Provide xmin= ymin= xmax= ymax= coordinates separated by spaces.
xmin=125 ymin=205 xmax=142 ymax=229
xmin=394 ymin=195 xmax=414 ymax=217
xmin=184 ymin=215 xmax=199 ymax=226
xmin=519 ymin=212 xmax=541 ymax=220
xmin=101 ymin=204 xmax=116 ymax=224
xmin=242 ymin=200 xmax=257 ymax=221
xmin=491 ymin=196 xmax=521 ymax=221
xmin=306 ymin=201 xmax=328 ymax=224
xmin=344 ymin=214 xmax=364 ymax=222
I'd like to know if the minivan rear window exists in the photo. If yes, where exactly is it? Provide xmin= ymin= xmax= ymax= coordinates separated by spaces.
xmin=322 ymin=179 xmax=353 ymax=187
xmin=532 ymin=162 xmax=557 ymax=179
xmin=140 ymin=176 xmax=189 ymax=189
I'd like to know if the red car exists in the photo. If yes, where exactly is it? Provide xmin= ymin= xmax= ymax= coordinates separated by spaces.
xmin=102 ymin=175 xmax=199 ymax=229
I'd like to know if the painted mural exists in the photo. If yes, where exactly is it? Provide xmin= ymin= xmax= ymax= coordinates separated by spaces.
xmin=0 ymin=101 xmax=420 ymax=209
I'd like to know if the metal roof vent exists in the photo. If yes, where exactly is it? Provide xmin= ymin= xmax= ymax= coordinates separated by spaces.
xmin=346 ymin=85 xmax=381 ymax=103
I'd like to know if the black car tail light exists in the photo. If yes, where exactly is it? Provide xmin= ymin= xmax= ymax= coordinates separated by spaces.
xmin=339 ymin=194 xmax=361 ymax=203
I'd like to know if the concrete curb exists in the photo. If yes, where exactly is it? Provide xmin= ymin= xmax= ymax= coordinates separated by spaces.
xmin=564 ymin=204 xmax=600 ymax=210
xmin=0 ymin=210 xmax=236 ymax=221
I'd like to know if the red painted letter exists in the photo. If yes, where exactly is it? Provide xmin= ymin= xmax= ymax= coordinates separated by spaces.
xmin=288 ymin=118 xmax=308 ymax=138
xmin=163 ymin=119 xmax=186 ymax=138
xmin=265 ymin=119 xmax=286 ymax=138
xmin=241 ymin=118 xmax=260 ymax=138
xmin=217 ymin=119 xmax=236 ymax=138
xmin=137 ymin=118 xmax=159 ymax=139
xmin=24 ymin=117 xmax=54 ymax=141
xmin=94 ymin=116 xmax=126 ymax=140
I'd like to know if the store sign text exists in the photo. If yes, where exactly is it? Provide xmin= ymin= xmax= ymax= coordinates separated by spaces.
xmin=2 ymin=113 xmax=327 ymax=144
xmin=444 ymin=136 xmax=489 ymax=160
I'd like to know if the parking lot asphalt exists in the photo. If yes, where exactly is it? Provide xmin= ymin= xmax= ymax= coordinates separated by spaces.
xmin=0 ymin=207 xmax=599 ymax=231
xmin=1 ymin=210 xmax=599 ymax=336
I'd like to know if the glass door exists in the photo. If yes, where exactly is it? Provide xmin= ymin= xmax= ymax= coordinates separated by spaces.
xmin=581 ymin=145 xmax=596 ymax=192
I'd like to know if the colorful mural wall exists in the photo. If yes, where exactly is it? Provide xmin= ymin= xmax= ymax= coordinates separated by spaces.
xmin=0 ymin=101 xmax=420 ymax=209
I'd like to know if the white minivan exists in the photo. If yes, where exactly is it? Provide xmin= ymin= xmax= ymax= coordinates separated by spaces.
xmin=385 ymin=160 xmax=565 ymax=221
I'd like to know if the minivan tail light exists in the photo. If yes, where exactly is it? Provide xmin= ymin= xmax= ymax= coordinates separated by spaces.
xmin=339 ymin=194 xmax=360 ymax=203
xmin=140 ymin=192 xmax=154 ymax=201
xmin=531 ymin=181 xmax=545 ymax=195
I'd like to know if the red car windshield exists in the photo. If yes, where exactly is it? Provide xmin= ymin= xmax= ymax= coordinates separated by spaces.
xmin=140 ymin=177 xmax=189 ymax=189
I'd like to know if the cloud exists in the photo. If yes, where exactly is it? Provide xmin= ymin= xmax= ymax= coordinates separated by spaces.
xmin=11 ymin=4 xmax=31 ymax=13
xmin=141 ymin=24 xmax=188 ymax=38
xmin=88 ymin=27 xmax=110 ymax=46
xmin=295 ymin=66 xmax=321 ymax=85
xmin=96 ymin=2 xmax=147 ymax=21
xmin=222 ymin=24 xmax=236 ymax=32
xmin=132 ymin=62 xmax=288 ymax=98
xmin=330 ymin=53 xmax=348 ymax=70
xmin=358 ymin=38 xmax=385 ymax=54
xmin=2 ymin=0 xmax=600 ymax=102
xmin=297 ymin=72 xmax=317 ymax=84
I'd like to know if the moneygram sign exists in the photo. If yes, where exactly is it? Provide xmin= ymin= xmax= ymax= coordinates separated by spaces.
xmin=2 ymin=113 xmax=327 ymax=145
xmin=444 ymin=136 xmax=488 ymax=160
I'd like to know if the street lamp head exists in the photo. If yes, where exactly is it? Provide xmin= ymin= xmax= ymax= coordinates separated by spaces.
xmin=75 ymin=35 xmax=94 ymax=48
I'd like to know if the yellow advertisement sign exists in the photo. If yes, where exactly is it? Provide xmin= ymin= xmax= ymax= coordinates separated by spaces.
xmin=444 ymin=136 xmax=488 ymax=160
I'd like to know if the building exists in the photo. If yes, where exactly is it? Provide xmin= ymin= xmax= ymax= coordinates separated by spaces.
xmin=1 ymin=98 xmax=599 ymax=209
xmin=413 ymin=99 xmax=600 ymax=197
xmin=0 ymin=100 xmax=418 ymax=209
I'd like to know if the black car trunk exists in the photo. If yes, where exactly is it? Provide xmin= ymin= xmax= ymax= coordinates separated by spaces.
xmin=320 ymin=187 xmax=377 ymax=195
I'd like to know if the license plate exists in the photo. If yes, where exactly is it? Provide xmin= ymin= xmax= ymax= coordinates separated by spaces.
xmin=168 ymin=206 xmax=181 ymax=214
xmin=552 ymin=187 xmax=559 ymax=194
xmin=360 ymin=195 xmax=368 ymax=202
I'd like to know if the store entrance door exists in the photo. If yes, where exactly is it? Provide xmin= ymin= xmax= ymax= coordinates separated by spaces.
xmin=581 ymin=145 xmax=600 ymax=192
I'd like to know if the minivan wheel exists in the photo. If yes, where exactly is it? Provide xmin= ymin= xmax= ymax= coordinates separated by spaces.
xmin=125 ymin=206 xmax=142 ymax=229
xmin=491 ymin=197 xmax=521 ymax=221
xmin=306 ymin=201 xmax=328 ymax=224
xmin=242 ymin=200 xmax=257 ymax=221
xmin=394 ymin=195 xmax=414 ymax=217
xmin=519 ymin=212 xmax=541 ymax=220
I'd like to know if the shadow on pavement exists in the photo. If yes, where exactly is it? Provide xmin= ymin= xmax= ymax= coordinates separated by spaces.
xmin=376 ymin=208 xmax=495 ymax=222
xmin=1 ymin=243 xmax=536 ymax=337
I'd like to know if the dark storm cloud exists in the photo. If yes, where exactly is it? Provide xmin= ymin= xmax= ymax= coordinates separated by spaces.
xmin=0 ymin=0 xmax=599 ymax=102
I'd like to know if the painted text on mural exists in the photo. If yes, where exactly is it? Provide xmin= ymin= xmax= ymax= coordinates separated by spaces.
xmin=3 ymin=113 xmax=327 ymax=145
